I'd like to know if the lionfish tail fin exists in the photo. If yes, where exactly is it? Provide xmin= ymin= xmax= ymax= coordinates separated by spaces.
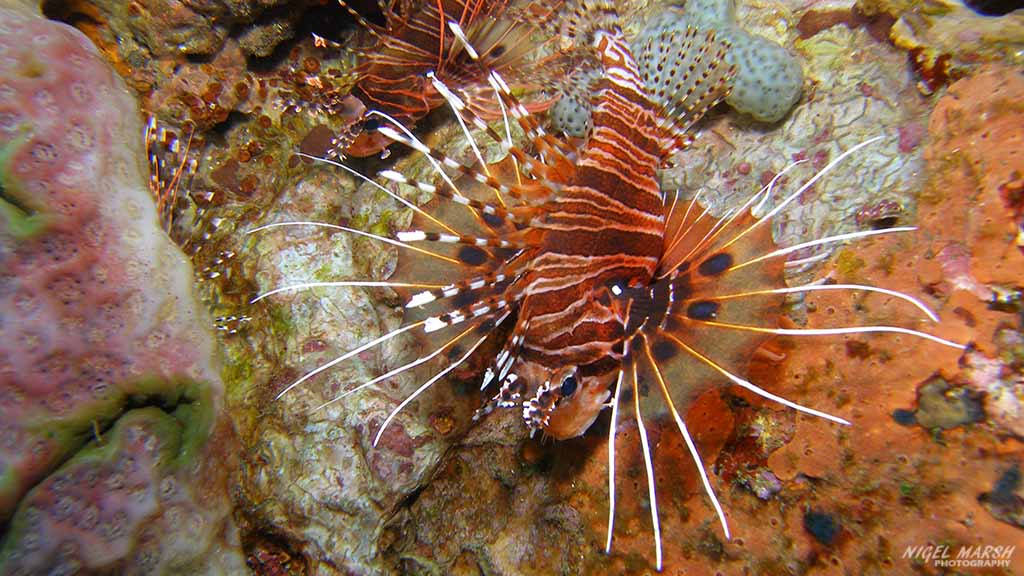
xmin=635 ymin=24 xmax=736 ymax=158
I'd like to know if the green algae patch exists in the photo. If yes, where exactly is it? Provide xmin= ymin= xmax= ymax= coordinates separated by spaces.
xmin=0 ymin=138 xmax=51 ymax=239
xmin=834 ymin=249 xmax=867 ymax=281
xmin=0 ymin=467 xmax=16 ymax=520
xmin=370 ymin=210 xmax=395 ymax=238
xmin=7 ymin=374 xmax=219 ymax=525
xmin=22 ymin=375 xmax=215 ymax=445
xmin=0 ymin=407 xmax=203 ymax=571
xmin=222 ymin=352 xmax=257 ymax=402
xmin=0 ymin=193 xmax=48 ymax=238
xmin=908 ymin=377 xmax=985 ymax=432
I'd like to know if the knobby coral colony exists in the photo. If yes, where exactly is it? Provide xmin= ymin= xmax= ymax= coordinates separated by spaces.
xmin=253 ymin=0 xmax=967 ymax=569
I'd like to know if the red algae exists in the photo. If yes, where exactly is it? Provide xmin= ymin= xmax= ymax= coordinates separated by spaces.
xmin=796 ymin=5 xmax=896 ymax=42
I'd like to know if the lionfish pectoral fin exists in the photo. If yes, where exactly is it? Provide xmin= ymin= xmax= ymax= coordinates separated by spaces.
xmin=656 ymin=200 xmax=788 ymax=370
xmin=464 ymin=63 xmax=577 ymax=182
xmin=628 ymin=351 xmax=664 ymax=571
xmin=371 ymin=106 xmax=564 ymax=211
xmin=605 ymin=331 xmax=729 ymax=572
xmin=448 ymin=3 xmax=561 ymax=92
xmin=371 ymin=312 xmax=508 ymax=446
xmin=640 ymin=334 xmax=732 ymax=540
xmin=336 ymin=0 xmax=387 ymax=38
xmin=298 ymin=304 xmax=506 ymax=441
xmin=604 ymin=362 xmax=625 ymax=555
xmin=442 ymin=17 xmax=579 ymax=179
xmin=599 ymin=196 xmax=786 ymax=554
xmin=247 ymin=219 xmax=499 ymax=401
xmin=648 ymin=198 xmax=875 ymax=423
xmin=611 ymin=320 xmax=785 ymax=555
xmin=389 ymin=235 xmax=507 ymax=320
xmin=613 ymin=141 xmax=972 ymax=554
xmin=386 ymin=185 xmax=530 ymax=313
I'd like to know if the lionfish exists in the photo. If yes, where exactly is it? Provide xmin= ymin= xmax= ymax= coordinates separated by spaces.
xmin=144 ymin=117 xmax=222 ymax=256
xmin=319 ymin=0 xmax=571 ymax=156
xmin=252 ymin=0 xmax=966 ymax=569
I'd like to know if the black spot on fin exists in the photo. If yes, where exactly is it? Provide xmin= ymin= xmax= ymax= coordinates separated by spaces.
xmin=698 ymin=252 xmax=732 ymax=276
xmin=458 ymin=246 xmax=489 ymax=266
xmin=686 ymin=300 xmax=719 ymax=320
xmin=453 ymin=290 xmax=479 ymax=308
xmin=652 ymin=339 xmax=679 ymax=362
xmin=482 ymin=212 xmax=504 ymax=229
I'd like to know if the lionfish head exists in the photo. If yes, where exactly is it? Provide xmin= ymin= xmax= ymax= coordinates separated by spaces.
xmin=501 ymin=360 xmax=614 ymax=440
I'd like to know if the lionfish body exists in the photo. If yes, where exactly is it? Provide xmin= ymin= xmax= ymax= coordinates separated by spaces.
xmin=500 ymin=32 xmax=669 ymax=426
xmin=256 ymin=0 xmax=966 ymax=569
xmin=487 ymin=32 xmax=727 ymax=438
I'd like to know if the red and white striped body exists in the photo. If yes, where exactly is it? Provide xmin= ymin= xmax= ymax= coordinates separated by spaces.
xmin=505 ymin=29 xmax=675 ymax=435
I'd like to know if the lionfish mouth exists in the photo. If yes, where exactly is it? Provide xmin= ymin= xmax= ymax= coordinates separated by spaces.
xmin=250 ymin=2 xmax=967 ymax=571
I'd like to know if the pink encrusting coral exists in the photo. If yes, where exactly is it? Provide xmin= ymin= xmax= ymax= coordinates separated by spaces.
xmin=1 ymin=408 xmax=242 ymax=575
xmin=0 ymin=5 xmax=243 ymax=573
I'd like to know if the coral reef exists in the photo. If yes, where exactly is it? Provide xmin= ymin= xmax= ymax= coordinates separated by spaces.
xmin=44 ymin=0 xmax=316 ymax=60
xmin=0 ymin=3 xmax=242 ymax=572
xmin=920 ymin=63 xmax=1024 ymax=439
xmin=13 ymin=0 xmax=463 ymax=569
xmin=206 ymin=5 xmax=1024 ymax=575
xmin=1 ymin=410 xmax=241 ymax=575
xmin=6 ymin=0 xmax=1021 ymax=573
xmin=662 ymin=11 xmax=934 ymax=272
xmin=550 ymin=84 xmax=595 ymax=138
xmin=551 ymin=0 xmax=805 ymax=137
xmin=230 ymin=124 xmax=494 ymax=572
xmin=857 ymin=0 xmax=1024 ymax=94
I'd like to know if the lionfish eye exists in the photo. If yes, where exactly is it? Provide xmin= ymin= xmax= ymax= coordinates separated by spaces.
xmin=363 ymin=118 xmax=381 ymax=132
xmin=490 ymin=45 xmax=507 ymax=57
xmin=560 ymin=375 xmax=578 ymax=398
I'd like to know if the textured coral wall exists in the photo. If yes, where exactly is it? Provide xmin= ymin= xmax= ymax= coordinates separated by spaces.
xmin=0 ymin=3 xmax=243 ymax=573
